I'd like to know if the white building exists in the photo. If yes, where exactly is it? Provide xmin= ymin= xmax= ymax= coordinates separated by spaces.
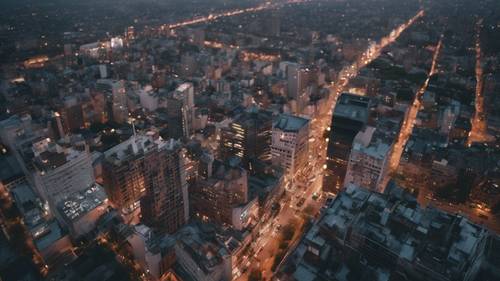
xmin=138 ymin=85 xmax=159 ymax=111
xmin=57 ymin=184 xmax=109 ymax=239
xmin=111 ymin=80 xmax=129 ymax=124
xmin=271 ymin=114 xmax=309 ymax=176
xmin=173 ymin=82 xmax=195 ymax=138
xmin=31 ymin=138 xmax=95 ymax=212
xmin=127 ymin=225 xmax=166 ymax=280
xmin=344 ymin=126 xmax=391 ymax=192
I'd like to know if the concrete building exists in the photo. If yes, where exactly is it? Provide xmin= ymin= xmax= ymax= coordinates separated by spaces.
xmin=56 ymin=184 xmax=109 ymax=239
xmin=220 ymin=108 xmax=273 ymax=165
xmin=344 ymin=126 xmax=391 ymax=192
xmin=324 ymin=93 xmax=370 ymax=193
xmin=126 ymin=223 xmax=234 ymax=281
xmin=190 ymin=159 xmax=257 ymax=231
xmin=141 ymin=139 xmax=189 ymax=234
xmin=11 ymin=184 xmax=74 ymax=268
xmin=271 ymin=114 xmax=310 ymax=176
xmin=166 ymin=83 xmax=195 ymax=139
xmin=102 ymin=135 xmax=148 ymax=213
xmin=126 ymin=224 xmax=176 ymax=281
xmin=103 ymin=133 xmax=189 ymax=231
xmin=285 ymin=183 xmax=493 ymax=281
xmin=138 ymin=85 xmax=159 ymax=112
xmin=111 ymin=80 xmax=129 ymax=124
xmin=31 ymin=138 xmax=95 ymax=212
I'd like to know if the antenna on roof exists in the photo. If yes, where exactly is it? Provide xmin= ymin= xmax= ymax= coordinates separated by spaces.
xmin=130 ymin=118 xmax=138 ymax=154
xmin=132 ymin=120 xmax=137 ymax=138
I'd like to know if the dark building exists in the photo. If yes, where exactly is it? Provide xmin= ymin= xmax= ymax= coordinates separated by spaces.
xmin=166 ymin=96 xmax=185 ymax=140
xmin=102 ymin=137 xmax=146 ymax=213
xmin=102 ymin=134 xmax=188 ymax=234
xmin=323 ymin=93 xmax=370 ymax=193
xmin=220 ymin=108 xmax=272 ymax=166
xmin=190 ymin=158 xmax=251 ymax=230
xmin=141 ymin=139 xmax=188 ymax=234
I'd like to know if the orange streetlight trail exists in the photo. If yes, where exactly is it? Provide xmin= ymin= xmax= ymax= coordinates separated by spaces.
xmin=158 ymin=0 xmax=312 ymax=31
xmin=265 ymin=9 xmax=427 ymax=276
xmin=315 ymin=10 xmax=425 ymax=192
xmin=381 ymin=35 xmax=444 ymax=188
xmin=467 ymin=18 xmax=494 ymax=146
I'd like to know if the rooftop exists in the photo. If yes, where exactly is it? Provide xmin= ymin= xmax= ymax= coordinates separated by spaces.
xmin=352 ymin=126 xmax=391 ymax=159
xmin=334 ymin=93 xmax=370 ymax=122
xmin=58 ymin=184 xmax=108 ymax=222
xmin=286 ymin=183 xmax=494 ymax=281
xmin=273 ymin=114 xmax=309 ymax=132
xmin=104 ymin=133 xmax=179 ymax=165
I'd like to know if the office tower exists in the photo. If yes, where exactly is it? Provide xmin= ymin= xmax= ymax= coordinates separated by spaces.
xmin=271 ymin=114 xmax=310 ymax=176
xmin=111 ymin=80 xmax=128 ymax=124
xmin=103 ymin=133 xmax=188 ymax=232
xmin=102 ymin=135 xmax=149 ymax=213
xmin=220 ymin=108 xmax=273 ymax=165
xmin=60 ymin=96 xmax=84 ymax=132
xmin=141 ymin=139 xmax=188 ymax=234
xmin=31 ymin=138 xmax=95 ymax=211
xmin=287 ymin=64 xmax=314 ymax=101
xmin=344 ymin=126 xmax=391 ymax=192
xmin=190 ymin=159 xmax=252 ymax=230
xmin=167 ymin=83 xmax=195 ymax=139
xmin=324 ymin=93 xmax=370 ymax=193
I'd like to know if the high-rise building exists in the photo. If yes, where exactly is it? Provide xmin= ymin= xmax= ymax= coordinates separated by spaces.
xmin=102 ymin=135 xmax=147 ymax=213
xmin=103 ymin=133 xmax=188 ymax=232
xmin=111 ymin=80 xmax=128 ymax=124
xmin=190 ymin=159 xmax=255 ymax=230
xmin=166 ymin=83 xmax=195 ymax=139
xmin=324 ymin=93 xmax=370 ymax=193
xmin=344 ymin=126 xmax=391 ymax=192
xmin=60 ymin=96 xmax=84 ymax=132
xmin=141 ymin=139 xmax=188 ymax=234
xmin=31 ymin=138 xmax=95 ymax=211
xmin=271 ymin=114 xmax=310 ymax=176
xmin=220 ymin=109 xmax=273 ymax=165
xmin=287 ymin=64 xmax=314 ymax=101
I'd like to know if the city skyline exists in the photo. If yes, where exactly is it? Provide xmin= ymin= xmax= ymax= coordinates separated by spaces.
xmin=0 ymin=1 xmax=499 ymax=281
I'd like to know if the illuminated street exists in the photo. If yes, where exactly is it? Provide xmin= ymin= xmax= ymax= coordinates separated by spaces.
xmin=237 ymin=9 xmax=426 ymax=280
xmin=158 ymin=0 xmax=312 ymax=32
xmin=1 ymin=1 xmax=500 ymax=280
xmin=467 ymin=18 xmax=495 ymax=146
xmin=382 ymin=35 xmax=443 ymax=188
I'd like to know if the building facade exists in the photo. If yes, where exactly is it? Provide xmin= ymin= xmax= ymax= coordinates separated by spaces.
xmin=220 ymin=109 xmax=272 ymax=165
xmin=141 ymin=139 xmax=189 ymax=234
xmin=344 ymin=126 xmax=391 ymax=192
xmin=324 ymin=93 xmax=370 ymax=193
xmin=271 ymin=114 xmax=310 ymax=176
